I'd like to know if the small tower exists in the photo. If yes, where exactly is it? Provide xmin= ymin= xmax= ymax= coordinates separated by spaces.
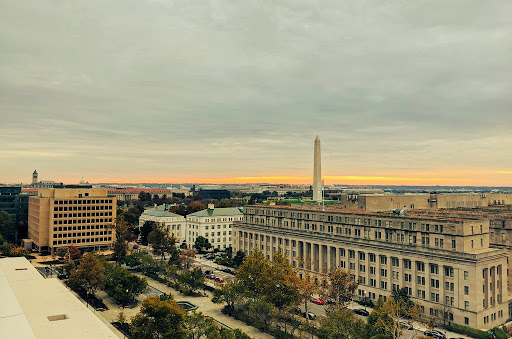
xmin=32 ymin=169 xmax=38 ymax=185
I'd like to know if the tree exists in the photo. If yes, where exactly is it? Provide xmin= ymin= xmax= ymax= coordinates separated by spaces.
xmin=212 ymin=279 xmax=244 ymax=312
xmin=140 ymin=221 xmax=156 ymax=245
xmin=184 ymin=311 xmax=220 ymax=339
xmin=232 ymin=250 xmax=246 ymax=267
xmin=178 ymin=269 xmax=204 ymax=294
xmin=178 ymin=249 xmax=196 ymax=269
xmin=148 ymin=224 xmax=176 ymax=262
xmin=318 ymin=309 xmax=368 ymax=339
xmin=68 ymin=253 xmax=105 ymax=306
xmin=105 ymin=266 xmax=148 ymax=306
xmin=0 ymin=211 xmax=15 ymax=241
xmin=391 ymin=287 xmax=414 ymax=317
xmin=296 ymin=274 xmax=319 ymax=322
xmin=112 ymin=217 xmax=131 ymax=264
xmin=265 ymin=250 xmax=299 ymax=309
xmin=68 ymin=245 xmax=82 ymax=260
xmin=324 ymin=267 xmax=358 ymax=311
xmin=56 ymin=247 xmax=67 ymax=259
xmin=194 ymin=236 xmax=212 ymax=252
xmin=131 ymin=295 xmax=186 ymax=339
xmin=367 ymin=297 xmax=423 ymax=339
xmin=237 ymin=248 xmax=269 ymax=299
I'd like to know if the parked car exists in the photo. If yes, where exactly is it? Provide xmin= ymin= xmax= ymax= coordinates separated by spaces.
xmin=352 ymin=308 xmax=369 ymax=316
xmin=215 ymin=277 xmax=224 ymax=283
xmin=399 ymin=321 xmax=413 ymax=330
xmin=310 ymin=298 xmax=326 ymax=305
xmin=423 ymin=330 xmax=446 ymax=339
xmin=207 ymin=274 xmax=216 ymax=279
xmin=204 ymin=270 xmax=212 ymax=275
xmin=293 ymin=307 xmax=302 ymax=315
xmin=303 ymin=312 xmax=316 ymax=320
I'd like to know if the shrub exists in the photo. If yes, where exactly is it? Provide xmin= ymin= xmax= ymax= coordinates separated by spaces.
xmin=447 ymin=323 xmax=490 ymax=339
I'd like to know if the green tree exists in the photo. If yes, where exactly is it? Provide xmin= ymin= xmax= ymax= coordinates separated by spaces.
xmin=140 ymin=221 xmax=156 ymax=245
xmin=112 ymin=217 xmax=131 ymax=264
xmin=391 ymin=287 xmax=414 ymax=317
xmin=318 ymin=309 xmax=368 ymax=339
xmin=237 ymin=248 xmax=269 ymax=299
xmin=56 ymin=247 xmax=68 ymax=259
xmin=131 ymin=295 xmax=186 ymax=339
xmin=68 ymin=253 xmax=105 ymax=306
xmin=179 ymin=269 xmax=204 ymax=294
xmin=367 ymin=297 xmax=423 ymax=339
xmin=0 ymin=211 xmax=15 ymax=241
xmin=105 ymin=266 xmax=148 ymax=306
xmin=212 ymin=279 xmax=244 ymax=311
xmin=265 ymin=250 xmax=299 ymax=309
xmin=232 ymin=250 xmax=246 ymax=267
xmin=148 ymin=224 xmax=176 ymax=262
xmin=194 ymin=236 xmax=212 ymax=252
xmin=324 ymin=267 xmax=358 ymax=311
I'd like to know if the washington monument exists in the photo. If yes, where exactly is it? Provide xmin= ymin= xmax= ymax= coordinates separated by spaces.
xmin=313 ymin=136 xmax=322 ymax=201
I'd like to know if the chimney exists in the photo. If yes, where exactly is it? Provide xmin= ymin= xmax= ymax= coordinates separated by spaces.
xmin=208 ymin=204 xmax=215 ymax=210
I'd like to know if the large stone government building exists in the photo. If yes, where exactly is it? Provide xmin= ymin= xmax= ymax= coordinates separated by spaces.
xmin=233 ymin=204 xmax=511 ymax=329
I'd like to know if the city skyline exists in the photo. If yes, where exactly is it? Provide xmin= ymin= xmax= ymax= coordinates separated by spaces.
xmin=1 ymin=1 xmax=511 ymax=186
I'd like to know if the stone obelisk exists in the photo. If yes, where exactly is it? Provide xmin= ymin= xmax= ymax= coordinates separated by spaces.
xmin=313 ymin=136 xmax=322 ymax=201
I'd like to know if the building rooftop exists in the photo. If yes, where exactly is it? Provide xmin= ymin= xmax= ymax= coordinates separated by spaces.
xmin=188 ymin=207 xmax=243 ymax=217
xmin=0 ymin=257 xmax=117 ymax=339
xmin=142 ymin=204 xmax=185 ymax=218
xmin=250 ymin=204 xmax=481 ymax=223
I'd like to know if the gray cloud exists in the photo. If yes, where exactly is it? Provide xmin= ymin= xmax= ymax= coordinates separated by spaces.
xmin=1 ymin=0 xmax=511 ymax=184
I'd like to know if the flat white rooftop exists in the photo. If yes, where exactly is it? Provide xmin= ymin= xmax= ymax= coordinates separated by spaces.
xmin=0 ymin=257 xmax=117 ymax=339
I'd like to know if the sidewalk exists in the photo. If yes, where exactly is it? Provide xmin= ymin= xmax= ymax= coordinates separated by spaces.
xmin=130 ymin=273 xmax=273 ymax=339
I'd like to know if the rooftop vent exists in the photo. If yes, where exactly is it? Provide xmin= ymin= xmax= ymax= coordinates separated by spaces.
xmin=47 ymin=314 xmax=68 ymax=321
xmin=208 ymin=204 xmax=215 ymax=210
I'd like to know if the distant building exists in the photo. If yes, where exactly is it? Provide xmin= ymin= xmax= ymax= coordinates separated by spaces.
xmin=27 ymin=188 xmax=116 ymax=253
xmin=139 ymin=204 xmax=186 ymax=244
xmin=0 ymin=187 xmax=30 ymax=240
xmin=197 ymin=189 xmax=231 ymax=200
xmin=0 ymin=257 xmax=117 ymax=338
xmin=186 ymin=204 xmax=243 ymax=249
xmin=108 ymin=187 xmax=174 ymax=201
xmin=335 ymin=192 xmax=512 ymax=212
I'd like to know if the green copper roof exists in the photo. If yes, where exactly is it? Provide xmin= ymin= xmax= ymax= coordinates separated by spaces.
xmin=142 ymin=204 xmax=184 ymax=218
xmin=187 ymin=207 xmax=243 ymax=217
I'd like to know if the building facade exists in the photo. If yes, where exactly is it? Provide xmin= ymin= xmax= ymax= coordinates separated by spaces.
xmin=138 ymin=204 xmax=186 ymax=244
xmin=27 ymin=188 xmax=116 ymax=253
xmin=186 ymin=205 xmax=243 ymax=249
xmin=0 ymin=187 xmax=30 ymax=240
xmin=335 ymin=192 xmax=512 ymax=212
xmin=233 ymin=205 xmax=510 ymax=329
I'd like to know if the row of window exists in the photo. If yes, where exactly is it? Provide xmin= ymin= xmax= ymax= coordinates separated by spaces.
xmin=52 ymin=237 xmax=112 ymax=245
xmin=54 ymin=205 xmax=113 ymax=211
xmin=54 ymin=218 xmax=112 ymax=225
xmin=54 ymin=212 xmax=113 ymax=218
xmin=53 ymin=230 xmax=112 ymax=238
xmin=54 ymin=199 xmax=113 ymax=204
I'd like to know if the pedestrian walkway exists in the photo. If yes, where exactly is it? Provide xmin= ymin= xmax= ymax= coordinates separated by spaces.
xmin=131 ymin=273 xmax=273 ymax=339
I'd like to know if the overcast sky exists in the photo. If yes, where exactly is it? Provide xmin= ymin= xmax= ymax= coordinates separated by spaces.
xmin=1 ymin=0 xmax=511 ymax=186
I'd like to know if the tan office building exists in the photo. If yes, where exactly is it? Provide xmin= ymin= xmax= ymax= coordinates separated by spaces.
xmin=233 ymin=205 xmax=510 ymax=329
xmin=28 ymin=188 xmax=116 ymax=253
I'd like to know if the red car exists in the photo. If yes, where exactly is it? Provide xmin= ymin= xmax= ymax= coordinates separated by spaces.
xmin=310 ymin=298 xmax=326 ymax=305
xmin=215 ymin=277 xmax=224 ymax=283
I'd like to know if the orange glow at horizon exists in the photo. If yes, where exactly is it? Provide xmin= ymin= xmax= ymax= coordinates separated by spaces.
xmin=80 ymin=171 xmax=512 ymax=186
